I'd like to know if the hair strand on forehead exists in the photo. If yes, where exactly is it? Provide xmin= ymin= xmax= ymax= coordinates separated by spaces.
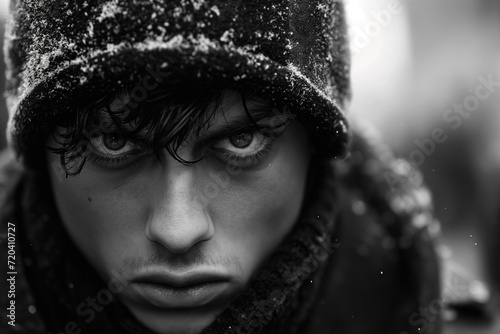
xmin=46 ymin=84 xmax=284 ymax=176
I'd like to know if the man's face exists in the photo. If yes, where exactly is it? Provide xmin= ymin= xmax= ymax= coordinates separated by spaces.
xmin=46 ymin=91 xmax=311 ymax=334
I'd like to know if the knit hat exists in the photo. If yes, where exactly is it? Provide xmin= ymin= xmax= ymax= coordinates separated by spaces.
xmin=4 ymin=0 xmax=351 ymax=161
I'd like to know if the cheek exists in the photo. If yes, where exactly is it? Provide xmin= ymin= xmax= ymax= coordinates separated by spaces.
xmin=212 ymin=123 xmax=310 ymax=278
xmin=47 ymin=158 xmax=152 ymax=278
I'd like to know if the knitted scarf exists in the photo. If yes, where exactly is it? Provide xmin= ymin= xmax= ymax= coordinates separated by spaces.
xmin=13 ymin=159 xmax=340 ymax=334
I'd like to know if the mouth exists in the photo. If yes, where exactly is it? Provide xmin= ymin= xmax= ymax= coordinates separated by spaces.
xmin=130 ymin=272 xmax=231 ymax=309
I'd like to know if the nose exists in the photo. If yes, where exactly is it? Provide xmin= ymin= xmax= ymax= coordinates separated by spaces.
xmin=145 ymin=163 xmax=215 ymax=254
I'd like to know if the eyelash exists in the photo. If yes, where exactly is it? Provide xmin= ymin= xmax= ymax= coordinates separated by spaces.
xmin=87 ymin=152 xmax=140 ymax=169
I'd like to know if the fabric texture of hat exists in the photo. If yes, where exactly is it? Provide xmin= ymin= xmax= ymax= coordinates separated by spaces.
xmin=4 ymin=0 xmax=351 ymax=161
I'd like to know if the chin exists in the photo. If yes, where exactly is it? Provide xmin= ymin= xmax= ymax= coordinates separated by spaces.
xmin=125 ymin=301 xmax=222 ymax=334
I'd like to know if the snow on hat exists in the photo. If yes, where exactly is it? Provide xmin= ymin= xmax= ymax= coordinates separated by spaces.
xmin=4 ymin=0 xmax=351 ymax=161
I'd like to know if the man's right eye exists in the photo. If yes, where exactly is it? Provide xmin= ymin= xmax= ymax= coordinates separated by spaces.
xmin=87 ymin=133 xmax=149 ymax=169
xmin=92 ymin=133 xmax=135 ymax=155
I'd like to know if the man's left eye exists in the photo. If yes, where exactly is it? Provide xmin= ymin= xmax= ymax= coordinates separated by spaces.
xmin=213 ymin=131 xmax=269 ymax=155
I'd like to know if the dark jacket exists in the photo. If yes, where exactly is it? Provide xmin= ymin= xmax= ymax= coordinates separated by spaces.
xmin=0 ymin=129 xmax=441 ymax=334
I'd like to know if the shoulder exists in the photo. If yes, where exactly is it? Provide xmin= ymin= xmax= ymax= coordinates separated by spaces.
xmin=336 ymin=120 xmax=440 ymax=242
xmin=304 ymin=122 xmax=442 ymax=334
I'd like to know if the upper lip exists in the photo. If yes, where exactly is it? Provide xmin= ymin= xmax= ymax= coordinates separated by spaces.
xmin=131 ymin=271 xmax=229 ymax=288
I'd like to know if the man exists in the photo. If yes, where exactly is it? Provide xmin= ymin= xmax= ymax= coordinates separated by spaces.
xmin=0 ymin=0 xmax=441 ymax=333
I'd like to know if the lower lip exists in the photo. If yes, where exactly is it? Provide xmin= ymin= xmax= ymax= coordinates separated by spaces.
xmin=132 ymin=281 xmax=229 ymax=308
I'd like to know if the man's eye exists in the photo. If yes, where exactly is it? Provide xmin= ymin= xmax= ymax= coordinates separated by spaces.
xmin=91 ymin=133 xmax=138 ymax=156
xmin=86 ymin=133 xmax=149 ymax=169
xmin=211 ymin=130 xmax=276 ymax=167
xmin=215 ymin=131 xmax=268 ymax=155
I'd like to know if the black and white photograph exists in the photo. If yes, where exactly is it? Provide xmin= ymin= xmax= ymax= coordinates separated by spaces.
xmin=0 ymin=0 xmax=499 ymax=333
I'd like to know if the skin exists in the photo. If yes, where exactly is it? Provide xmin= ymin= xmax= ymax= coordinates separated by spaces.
xmin=46 ymin=90 xmax=311 ymax=334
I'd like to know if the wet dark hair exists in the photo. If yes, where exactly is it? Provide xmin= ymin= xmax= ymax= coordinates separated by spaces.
xmin=45 ymin=84 xmax=291 ymax=177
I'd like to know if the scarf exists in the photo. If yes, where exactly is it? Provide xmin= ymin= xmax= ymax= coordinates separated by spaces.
xmin=11 ymin=159 xmax=340 ymax=333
